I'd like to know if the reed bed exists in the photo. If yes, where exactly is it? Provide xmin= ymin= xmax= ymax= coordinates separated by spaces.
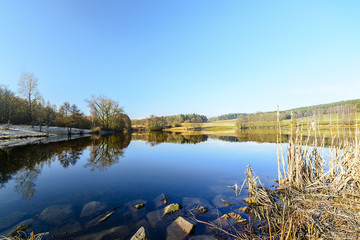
xmin=207 ymin=110 xmax=360 ymax=239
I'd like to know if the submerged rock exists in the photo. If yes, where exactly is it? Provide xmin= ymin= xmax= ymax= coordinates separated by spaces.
xmin=80 ymin=201 xmax=107 ymax=218
xmin=52 ymin=220 xmax=82 ymax=236
xmin=76 ymin=225 xmax=130 ymax=240
xmin=130 ymin=226 xmax=149 ymax=240
xmin=182 ymin=197 xmax=219 ymax=218
xmin=0 ymin=211 xmax=27 ymax=230
xmin=146 ymin=208 xmax=183 ymax=228
xmin=212 ymin=195 xmax=242 ymax=209
xmin=189 ymin=235 xmax=217 ymax=240
xmin=39 ymin=204 xmax=73 ymax=225
xmin=164 ymin=203 xmax=182 ymax=216
xmin=193 ymin=206 xmax=208 ymax=214
xmin=125 ymin=199 xmax=148 ymax=221
xmin=182 ymin=197 xmax=213 ymax=210
xmin=84 ymin=207 xmax=119 ymax=229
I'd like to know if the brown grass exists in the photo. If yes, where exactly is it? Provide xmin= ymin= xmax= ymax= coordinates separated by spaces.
xmin=201 ymin=109 xmax=360 ymax=239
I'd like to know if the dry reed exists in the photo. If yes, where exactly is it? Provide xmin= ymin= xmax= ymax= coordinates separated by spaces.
xmin=205 ymin=108 xmax=360 ymax=239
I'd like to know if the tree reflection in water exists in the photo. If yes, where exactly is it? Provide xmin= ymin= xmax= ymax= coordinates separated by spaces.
xmin=85 ymin=134 xmax=131 ymax=171
xmin=132 ymin=131 xmax=208 ymax=146
xmin=0 ymin=134 xmax=131 ymax=199
xmin=14 ymin=167 xmax=41 ymax=200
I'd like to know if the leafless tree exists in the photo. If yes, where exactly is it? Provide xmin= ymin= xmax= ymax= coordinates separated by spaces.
xmin=18 ymin=72 xmax=40 ymax=123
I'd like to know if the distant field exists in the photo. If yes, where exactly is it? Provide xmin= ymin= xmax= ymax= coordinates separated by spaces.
xmin=134 ymin=113 xmax=360 ymax=135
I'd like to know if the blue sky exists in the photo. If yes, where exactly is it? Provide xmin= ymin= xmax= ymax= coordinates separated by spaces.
xmin=0 ymin=1 xmax=359 ymax=119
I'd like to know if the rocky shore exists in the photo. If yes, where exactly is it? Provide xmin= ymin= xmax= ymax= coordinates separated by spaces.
xmin=0 ymin=193 xmax=247 ymax=239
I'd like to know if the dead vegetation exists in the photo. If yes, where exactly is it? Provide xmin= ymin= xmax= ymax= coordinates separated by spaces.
xmin=204 ymin=108 xmax=360 ymax=239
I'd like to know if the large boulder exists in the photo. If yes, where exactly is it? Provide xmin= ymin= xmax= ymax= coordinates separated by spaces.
xmin=39 ymin=204 xmax=73 ymax=226
xmin=80 ymin=201 xmax=107 ymax=218
xmin=174 ymin=216 xmax=195 ymax=234
xmin=75 ymin=225 xmax=130 ymax=240
xmin=166 ymin=217 xmax=195 ymax=240
xmin=52 ymin=220 xmax=82 ymax=236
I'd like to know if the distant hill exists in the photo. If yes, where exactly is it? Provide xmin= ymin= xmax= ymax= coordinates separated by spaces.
xmin=208 ymin=113 xmax=246 ymax=122
xmin=209 ymin=99 xmax=360 ymax=122
xmin=282 ymin=99 xmax=360 ymax=116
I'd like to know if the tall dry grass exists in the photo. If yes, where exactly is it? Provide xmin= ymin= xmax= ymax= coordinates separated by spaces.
xmin=207 ymin=108 xmax=360 ymax=239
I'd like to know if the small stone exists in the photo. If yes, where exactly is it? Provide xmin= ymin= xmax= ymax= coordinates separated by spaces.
xmin=194 ymin=206 xmax=208 ymax=214
xmin=130 ymin=226 xmax=149 ymax=240
xmin=221 ymin=199 xmax=232 ymax=206
xmin=164 ymin=203 xmax=182 ymax=216
xmin=175 ymin=216 xmax=195 ymax=234
xmin=135 ymin=204 xmax=145 ymax=209
xmin=212 ymin=195 xmax=242 ymax=208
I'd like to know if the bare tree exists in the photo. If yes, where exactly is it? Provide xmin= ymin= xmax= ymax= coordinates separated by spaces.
xmin=18 ymin=72 xmax=40 ymax=124
xmin=87 ymin=95 xmax=124 ymax=129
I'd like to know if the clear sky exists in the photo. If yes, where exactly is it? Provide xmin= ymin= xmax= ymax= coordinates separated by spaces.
xmin=0 ymin=0 xmax=359 ymax=119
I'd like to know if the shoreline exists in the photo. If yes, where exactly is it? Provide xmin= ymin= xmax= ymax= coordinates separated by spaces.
xmin=0 ymin=124 xmax=92 ymax=149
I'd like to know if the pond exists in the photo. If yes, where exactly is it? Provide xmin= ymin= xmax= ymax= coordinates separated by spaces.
xmin=0 ymin=131 xmax=281 ymax=239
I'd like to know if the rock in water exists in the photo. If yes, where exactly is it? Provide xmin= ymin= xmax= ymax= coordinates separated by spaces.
xmin=80 ymin=201 xmax=107 ymax=218
xmin=193 ymin=206 xmax=208 ymax=214
xmin=221 ymin=199 xmax=232 ymax=206
xmin=135 ymin=204 xmax=145 ymax=209
xmin=39 ymin=204 xmax=73 ymax=225
xmin=164 ymin=203 xmax=182 ymax=216
xmin=189 ymin=235 xmax=217 ymax=240
xmin=75 ymin=225 xmax=130 ymax=240
xmin=175 ymin=216 xmax=195 ymax=234
xmin=130 ymin=226 xmax=149 ymax=240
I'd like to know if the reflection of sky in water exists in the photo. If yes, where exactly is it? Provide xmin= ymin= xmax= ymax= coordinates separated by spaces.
xmin=0 ymin=136 xmax=279 ymax=235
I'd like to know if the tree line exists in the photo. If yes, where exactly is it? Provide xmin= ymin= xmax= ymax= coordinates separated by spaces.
xmin=208 ymin=113 xmax=245 ymax=122
xmin=132 ymin=113 xmax=208 ymax=131
xmin=0 ymin=72 xmax=131 ymax=134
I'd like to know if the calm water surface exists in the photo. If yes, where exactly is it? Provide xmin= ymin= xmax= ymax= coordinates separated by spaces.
xmin=0 ymin=132 xmax=280 ymax=239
